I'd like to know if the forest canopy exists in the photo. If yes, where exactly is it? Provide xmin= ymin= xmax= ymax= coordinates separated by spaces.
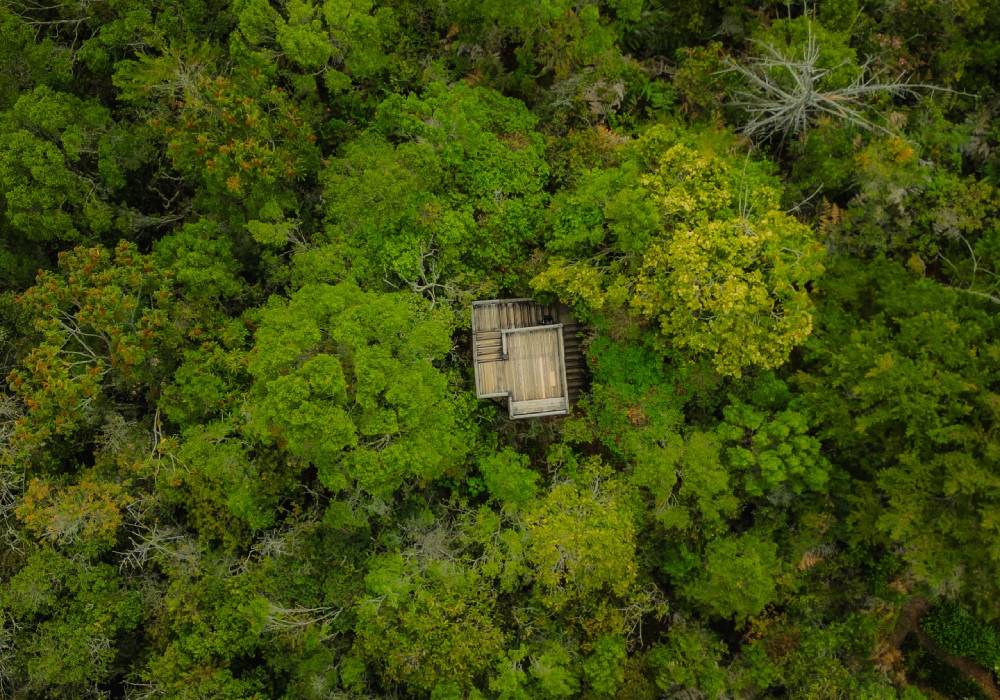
xmin=1 ymin=0 xmax=1000 ymax=698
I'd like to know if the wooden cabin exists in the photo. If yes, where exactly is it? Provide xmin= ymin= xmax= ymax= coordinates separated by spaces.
xmin=472 ymin=299 xmax=585 ymax=419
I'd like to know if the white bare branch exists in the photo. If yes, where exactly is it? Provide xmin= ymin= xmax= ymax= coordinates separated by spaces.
xmin=721 ymin=23 xmax=961 ymax=142
xmin=262 ymin=602 xmax=342 ymax=640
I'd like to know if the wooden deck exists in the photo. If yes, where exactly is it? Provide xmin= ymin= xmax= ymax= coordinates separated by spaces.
xmin=474 ymin=326 xmax=566 ymax=402
xmin=506 ymin=328 xmax=565 ymax=402
xmin=472 ymin=300 xmax=570 ymax=419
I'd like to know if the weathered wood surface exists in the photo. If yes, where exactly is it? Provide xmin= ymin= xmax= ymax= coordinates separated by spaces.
xmin=472 ymin=300 xmax=570 ymax=418
xmin=510 ymin=397 xmax=568 ymax=417
xmin=505 ymin=328 xmax=565 ymax=402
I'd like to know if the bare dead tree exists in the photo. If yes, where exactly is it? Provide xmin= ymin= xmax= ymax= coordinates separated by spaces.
xmin=117 ymin=509 xmax=200 ymax=575
xmin=0 ymin=613 xmax=18 ymax=698
xmin=262 ymin=602 xmax=342 ymax=640
xmin=229 ymin=522 xmax=308 ymax=575
xmin=545 ymin=68 xmax=626 ymax=125
xmin=0 ymin=393 xmax=20 ymax=453
xmin=722 ymin=23 xmax=957 ymax=142
xmin=122 ymin=679 xmax=166 ymax=700
xmin=7 ymin=0 xmax=95 ymax=52
xmin=1 ymin=395 xmax=30 ymax=555
xmin=0 ymin=468 xmax=20 ymax=524
xmin=384 ymin=238 xmax=457 ymax=307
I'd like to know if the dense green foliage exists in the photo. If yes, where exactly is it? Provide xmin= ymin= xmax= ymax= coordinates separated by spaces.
xmin=923 ymin=603 xmax=1000 ymax=674
xmin=2 ymin=0 xmax=999 ymax=697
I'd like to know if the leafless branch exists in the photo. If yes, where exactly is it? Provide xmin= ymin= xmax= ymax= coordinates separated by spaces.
xmin=721 ymin=23 xmax=962 ymax=142
xmin=386 ymin=238 xmax=456 ymax=306
xmin=937 ymin=232 xmax=1000 ymax=304
xmin=262 ymin=602 xmax=342 ymax=640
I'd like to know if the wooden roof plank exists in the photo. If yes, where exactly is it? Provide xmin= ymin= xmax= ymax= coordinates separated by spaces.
xmin=472 ymin=299 xmax=573 ymax=419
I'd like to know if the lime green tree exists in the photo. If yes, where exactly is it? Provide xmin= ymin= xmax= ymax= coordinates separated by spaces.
xmin=246 ymin=282 xmax=471 ymax=504
xmin=523 ymin=475 xmax=638 ymax=612
xmin=235 ymin=0 xmax=405 ymax=97
xmin=681 ymin=532 xmax=780 ymax=621
xmin=355 ymin=552 xmax=505 ymax=694
xmin=319 ymin=81 xmax=549 ymax=291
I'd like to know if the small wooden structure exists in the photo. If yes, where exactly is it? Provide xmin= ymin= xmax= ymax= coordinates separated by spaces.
xmin=472 ymin=299 xmax=582 ymax=419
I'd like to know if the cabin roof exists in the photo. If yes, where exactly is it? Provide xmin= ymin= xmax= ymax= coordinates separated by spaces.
xmin=472 ymin=299 xmax=570 ymax=419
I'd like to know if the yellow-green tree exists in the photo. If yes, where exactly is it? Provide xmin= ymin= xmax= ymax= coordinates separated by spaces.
xmin=534 ymin=125 xmax=825 ymax=376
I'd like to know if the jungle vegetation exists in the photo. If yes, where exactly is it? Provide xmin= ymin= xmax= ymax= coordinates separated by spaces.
xmin=1 ymin=0 xmax=1000 ymax=697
